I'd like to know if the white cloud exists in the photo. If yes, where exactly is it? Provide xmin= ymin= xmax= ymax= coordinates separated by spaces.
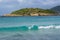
xmin=0 ymin=0 xmax=3 ymax=2
xmin=0 ymin=0 xmax=60 ymax=15
xmin=17 ymin=0 xmax=60 ymax=6
xmin=40 ymin=0 xmax=55 ymax=5
xmin=40 ymin=0 xmax=60 ymax=5
xmin=0 ymin=0 xmax=16 ymax=3
xmin=17 ymin=0 xmax=25 ymax=3
xmin=0 ymin=0 xmax=60 ymax=9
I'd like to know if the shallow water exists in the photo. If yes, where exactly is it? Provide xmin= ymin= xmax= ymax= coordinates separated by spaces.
xmin=0 ymin=16 xmax=60 ymax=40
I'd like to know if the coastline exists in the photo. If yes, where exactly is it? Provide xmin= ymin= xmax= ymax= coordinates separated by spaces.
xmin=2 ymin=8 xmax=60 ymax=16
xmin=3 ymin=13 xmax=59 ymax=17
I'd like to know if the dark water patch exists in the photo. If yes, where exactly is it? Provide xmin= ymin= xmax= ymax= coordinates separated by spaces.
xmin=0 ymin=25 xmax=39 ymax=32
xmin=0 ymin=26 xmax=28 ymax=32
xmin=30 ymin=25 xmax=38 ymax=30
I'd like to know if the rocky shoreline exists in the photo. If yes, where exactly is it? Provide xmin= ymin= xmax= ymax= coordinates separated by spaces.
xmin=3 ymin=13 xmax=58 ymax=16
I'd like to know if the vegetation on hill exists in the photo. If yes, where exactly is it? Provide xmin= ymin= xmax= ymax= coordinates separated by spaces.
xmin=11 ymin=8 xmax=57 ymax=16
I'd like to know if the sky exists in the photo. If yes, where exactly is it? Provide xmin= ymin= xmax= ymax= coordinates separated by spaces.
xmin=0 ymin=0 xmax=60 ymax=15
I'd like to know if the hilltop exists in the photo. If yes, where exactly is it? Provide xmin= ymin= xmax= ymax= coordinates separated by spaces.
xmin=51 ymin=6 xmax=60 ymax=13
xmin=51 ymin=6 xmax=60 ymax=15
xmin=3 ymin=8 xmax=58 ymax=16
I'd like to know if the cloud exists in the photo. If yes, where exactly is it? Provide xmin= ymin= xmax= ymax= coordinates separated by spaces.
xmin=17 ymin=0 xmax=33 ymax=4
xmin=4 ymin=5 xmax=15 ymax=8
xmin=0 ymin=0 xmax=3 ymax=2
xmin=0 ymin=0 xmax=60 ymax=15
xmin=40 ymin=0 xmax=55 ymax=5
xmin=40 ymin=0 xmax=60 ymax=5
xmin=0 ymin=0 xmax=60 ymax=9
xmin=17 ymin=0 xmax=60 ymax=7
xmin=17 ymin=0 xmax=24 ymax=2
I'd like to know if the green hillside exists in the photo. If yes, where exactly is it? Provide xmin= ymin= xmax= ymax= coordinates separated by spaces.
xmin=11 ymin=8 xmax=56 ymax=16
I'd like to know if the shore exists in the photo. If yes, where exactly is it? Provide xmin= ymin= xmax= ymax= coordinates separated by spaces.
xmin=3 ymin=13 xmax=59 ymax=16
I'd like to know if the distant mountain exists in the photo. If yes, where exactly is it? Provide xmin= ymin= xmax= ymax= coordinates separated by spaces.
xmin=51 ymin=6 xmax=60 ymax=13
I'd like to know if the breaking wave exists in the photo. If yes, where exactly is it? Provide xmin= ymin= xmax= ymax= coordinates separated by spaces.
xmin=0 ymin=25 xmax=60 ymax=31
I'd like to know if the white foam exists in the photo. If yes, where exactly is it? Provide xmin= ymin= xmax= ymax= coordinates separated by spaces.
xmin=38 ymin=25 xmax=60 ymax=29
xmin=28 ymin=25 xmax=60 ymax=30
xmin=28 ymin=27 xmax=32 ymax=29
xmin=39 ymin=25 xmax=54 ymax=29
xmin=55 ymin=26 xmax=60 ymax=29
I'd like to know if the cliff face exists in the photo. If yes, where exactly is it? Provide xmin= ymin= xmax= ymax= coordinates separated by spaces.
xmin=3 ymin=8 xmax=58 ymax=16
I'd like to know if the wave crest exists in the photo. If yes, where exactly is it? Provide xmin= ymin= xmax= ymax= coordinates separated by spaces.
xmin=0 ymin=25 xmax=60 ymax=31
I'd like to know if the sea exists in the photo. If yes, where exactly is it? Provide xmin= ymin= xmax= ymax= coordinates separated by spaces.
xmin=0 ymin=16 xmax=60 ymax=40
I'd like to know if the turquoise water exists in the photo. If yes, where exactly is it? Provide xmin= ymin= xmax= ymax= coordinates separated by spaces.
xmin=0 ymin=16 xmax=60 ymax=40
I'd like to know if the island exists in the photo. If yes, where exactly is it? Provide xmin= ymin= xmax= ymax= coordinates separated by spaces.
xmin=3 ymin=8 xmax=59 ymax=16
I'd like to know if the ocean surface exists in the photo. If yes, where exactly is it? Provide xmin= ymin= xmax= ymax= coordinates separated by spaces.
xmin=0 ymin=16 xmax=60 ymax=40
